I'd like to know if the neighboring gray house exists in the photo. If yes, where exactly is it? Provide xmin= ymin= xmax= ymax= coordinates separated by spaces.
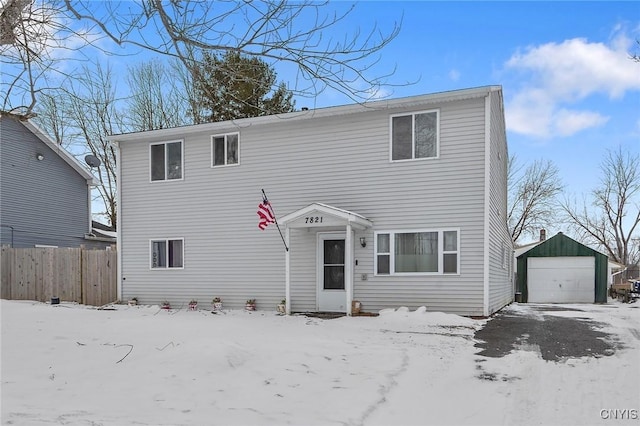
xmin=109 ymin=86 xmax=512 ymax=316
xmin=0 ymin=113 xmax=114 ymax=249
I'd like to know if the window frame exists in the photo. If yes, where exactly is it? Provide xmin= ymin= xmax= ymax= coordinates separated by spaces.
xmin=389 ymin=109 xmax=440 ymax=162
xmin=374 ymin=228 xmax=459 ymax=276
xmin=211 ymin=132 xmax=240 ymax=168
xmin=149 ymin=238 xmax=185 ymax=270
xmin=149 ymin=140 xmax=184 ymax=182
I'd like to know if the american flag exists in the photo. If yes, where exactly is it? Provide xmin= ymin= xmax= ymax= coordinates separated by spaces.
xmin=257 ymin=200 xmax=275 ymax=230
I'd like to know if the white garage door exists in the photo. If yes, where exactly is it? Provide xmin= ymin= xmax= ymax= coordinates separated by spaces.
xmin=528 ymin=256 xmax=595 ymax=303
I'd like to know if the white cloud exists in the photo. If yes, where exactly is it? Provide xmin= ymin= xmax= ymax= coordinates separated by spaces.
xmin=448 ymin=69 xmax=461 ymax=82
xmin=553 ymin=109 xmax=610 ymax=137
xmin=504 ymin=30 xmax=640 ymax=138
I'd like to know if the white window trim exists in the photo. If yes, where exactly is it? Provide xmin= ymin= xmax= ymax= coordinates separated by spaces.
xmin=149 ymin=237 xmax=185 ymax=270
xmin=211 ymin=132 xmax=240 ymax=168
xmin=389 ymin=109 xmax=440 ymax=162
xmin=374 ymin=228 xmax=460 ymax=276
xmin=149 ymin=140 xmax=184 ymax=182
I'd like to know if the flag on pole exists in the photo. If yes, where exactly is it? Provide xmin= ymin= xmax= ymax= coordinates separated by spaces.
xmin=258 ymin=189 xmax=289 ymax=251
xmin=257 ymin=200 xmax=275 ymax=230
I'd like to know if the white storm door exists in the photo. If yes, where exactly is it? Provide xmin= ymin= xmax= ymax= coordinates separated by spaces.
xmin=317 ymin=233 xmax=346 ymax=312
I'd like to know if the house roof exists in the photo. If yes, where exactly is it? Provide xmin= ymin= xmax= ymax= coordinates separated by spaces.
xmin=514 ymin=240 xmax=543 ymax=258
xmin=85 ymin=221 xmax=117 ymax=243
xmin=108 ymin=86 xmax=503 ymax=143
xmin=516 ymin=232 xmax=607 ymax=259
xmin=608 ymin=260 xmax=625 ymax=270
xmin=91 ymin=221 xmax=117 ymax=239
xmin=5 ymin=115 xmax=97 ymax=185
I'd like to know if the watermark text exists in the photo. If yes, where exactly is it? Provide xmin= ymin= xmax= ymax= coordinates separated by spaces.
xmin=600 ymin=409 xmax=639 ymax=420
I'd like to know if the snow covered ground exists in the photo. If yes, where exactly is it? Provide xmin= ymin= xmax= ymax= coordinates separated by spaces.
xmin=1 ymin=300 xmax=638 ymax=425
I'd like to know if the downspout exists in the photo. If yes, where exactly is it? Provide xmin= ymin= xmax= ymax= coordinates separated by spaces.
xmin=345 ymin=223 xmax=353 ymax=316
xmin=113 ymin=140 xmax=123 ymax=302
xmin=87 ymin=179 xmax=94 ymax=238
xmin=285 ymin=227 xmax=291 ymax=315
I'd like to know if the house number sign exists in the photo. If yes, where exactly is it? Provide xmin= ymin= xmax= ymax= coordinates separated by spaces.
xmin=305 ymin=216 xmax=323 ymax=224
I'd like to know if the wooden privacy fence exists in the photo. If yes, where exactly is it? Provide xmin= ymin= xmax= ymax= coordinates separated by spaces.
xmin=1 ymin=247 xmax=117 ymax=306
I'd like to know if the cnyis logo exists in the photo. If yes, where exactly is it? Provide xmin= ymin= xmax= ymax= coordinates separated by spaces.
xmin=600 ymin=409 xmax=639 ymax=420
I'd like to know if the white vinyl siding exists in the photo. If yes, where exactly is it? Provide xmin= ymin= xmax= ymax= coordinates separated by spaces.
xmin=390 ymin=110 xmax=439 ymax=161
xmin=211 ymin=133 xmax=239 ymax=167
xmin=115 ymin=87 xmax=507 ymax=316
xmin=150 ymin=140 xmax=183 ymax=181
xmin=486 ymin=90 xmax=514 ymax=314
xmin=375 ymin=229 xmax=459 ymax=276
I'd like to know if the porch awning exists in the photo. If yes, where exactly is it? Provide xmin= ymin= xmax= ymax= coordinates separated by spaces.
xmin=279 ymin=203 xmax=372 ymax=230
xmin=280 ymin=203 xmax=372 ymax=316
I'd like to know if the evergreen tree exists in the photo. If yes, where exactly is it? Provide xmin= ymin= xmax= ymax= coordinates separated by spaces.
xmin=193 ymin=51 xmax=295 ymax=122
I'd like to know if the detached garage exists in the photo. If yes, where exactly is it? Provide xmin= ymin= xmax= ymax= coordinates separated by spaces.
xmin=516 ymin=232 xmax=608 ymax=304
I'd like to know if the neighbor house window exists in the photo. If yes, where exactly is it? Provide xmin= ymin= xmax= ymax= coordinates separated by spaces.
xmin=151 ymin=238 xmax=184 ymax=269
xmin=211 ymin=133 xmax=239 ymax=167
xmin=391 ymin=110 xmax=439 ymax=161
xmin=150 ymin=141 xmax=183 ymax=181
xmin=375 ymin=229 xmax=458 ymax=275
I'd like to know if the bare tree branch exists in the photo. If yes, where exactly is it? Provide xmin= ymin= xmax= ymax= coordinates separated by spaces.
xmin=561 ymin=148 xmax=640 ymax=268
xmin=4 ymin=1 xmax=405 ymax=118
xmin=126 ymin=59 xmax=189 ymax=131
xmin=36 ymin=62 xmax=122 ymax=227
xmin=508 ymin=156 xmax=563 ymax=243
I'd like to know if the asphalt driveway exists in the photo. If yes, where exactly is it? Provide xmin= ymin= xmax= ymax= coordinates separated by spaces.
xmin=474 ymin=303 xmax=623 ymax=361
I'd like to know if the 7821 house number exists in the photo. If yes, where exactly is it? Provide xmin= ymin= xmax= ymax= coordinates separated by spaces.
xmin=305 ymin=216 xmax=323 ymax=224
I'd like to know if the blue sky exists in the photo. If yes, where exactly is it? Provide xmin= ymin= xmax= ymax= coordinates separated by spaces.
xmin=292 ymin=1 xmax=639 ymax=204
xmin=7 ymin=1 xmax=637 ymax=231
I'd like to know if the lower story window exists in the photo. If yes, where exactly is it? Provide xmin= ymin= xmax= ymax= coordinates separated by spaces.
xmin=375 ymin=229 xmax=459 ymax=275
xmin=151 ymin=238 xmax=184 ymax=268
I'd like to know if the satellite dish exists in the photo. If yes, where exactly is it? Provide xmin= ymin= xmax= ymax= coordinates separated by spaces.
xmin=85 ymin=155 xmax=101 ymax=168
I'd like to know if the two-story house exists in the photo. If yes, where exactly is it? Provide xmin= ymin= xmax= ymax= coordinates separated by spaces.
xmin=0 ymin=113 xmax=114 ymax=249
xmin=109 ymin=86 xmax=513 ymax=316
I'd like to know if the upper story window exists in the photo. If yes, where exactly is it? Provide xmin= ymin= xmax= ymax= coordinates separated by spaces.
xmin=390 ymin=110 xmax=439 ymax=161
xmin=375 ymin=229 xmax=459 ymax=275
xmin=151 ymin=238 xmax=184 ymax=269
xmin=150 ymin=141 xmax=183 ymax=181
xmin=211 ymin=133 xmax=239 ymax=167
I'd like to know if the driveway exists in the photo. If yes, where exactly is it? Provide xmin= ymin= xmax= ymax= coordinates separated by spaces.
xmin=474 ymin=303 xmax=624 ymax=361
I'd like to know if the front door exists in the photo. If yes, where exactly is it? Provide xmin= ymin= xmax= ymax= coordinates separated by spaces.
xmin=318 ymin=233 xmax=346 ymax=312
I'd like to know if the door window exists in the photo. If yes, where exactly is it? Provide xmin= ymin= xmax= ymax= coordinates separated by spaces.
xmin=323 ymin=239 xmax=345 ymax=290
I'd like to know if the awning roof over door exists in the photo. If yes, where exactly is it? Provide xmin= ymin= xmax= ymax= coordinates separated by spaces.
xmin=279 ymin=203 xmax=373 ymax=230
